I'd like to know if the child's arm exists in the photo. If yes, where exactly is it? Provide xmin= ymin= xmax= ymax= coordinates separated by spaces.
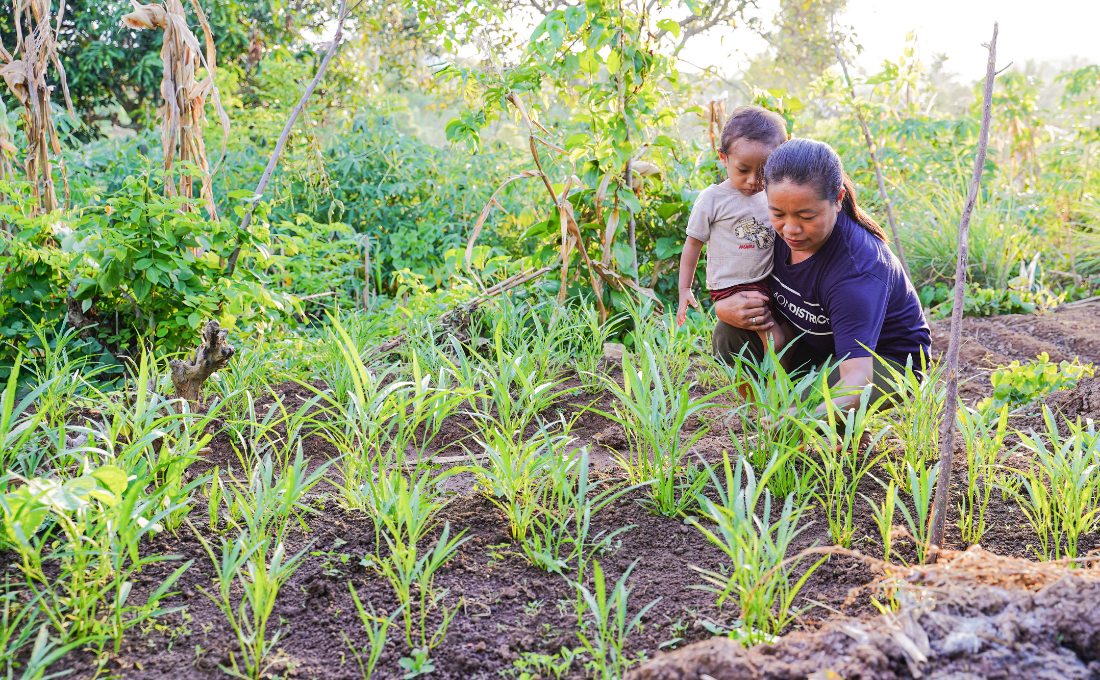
xmin=677 ymin=236 xmax=706 ymax=327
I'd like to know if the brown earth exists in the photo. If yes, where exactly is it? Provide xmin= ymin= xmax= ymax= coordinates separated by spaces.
xmin=9 ymin=304 xmax=1100 ymax=679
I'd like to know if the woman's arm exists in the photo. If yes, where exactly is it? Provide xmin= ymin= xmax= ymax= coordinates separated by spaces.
xmin=677 ymin=236 xmax=705 ymax=327
xmin=823 ymin=356 xmax=874 ymax=413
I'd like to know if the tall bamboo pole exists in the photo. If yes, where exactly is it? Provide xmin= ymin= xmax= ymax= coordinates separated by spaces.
xmin=829 ymin=14 xmax=913 ymax=285
xmin=927 ymin=22 xmax=999 ymax=558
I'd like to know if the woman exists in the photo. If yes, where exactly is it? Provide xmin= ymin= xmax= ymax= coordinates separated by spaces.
xmin=712 ymin=138 xmax=931 ymax=408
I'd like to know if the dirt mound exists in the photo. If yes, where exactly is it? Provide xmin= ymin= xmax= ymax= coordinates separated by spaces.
xmin=930 ymin=305 xmax=1100 ymax=405
xmin=630 ymin=547 xmax=1100 ymax=680
xmin=1046 ymin=374 xmax=1100 ymax=422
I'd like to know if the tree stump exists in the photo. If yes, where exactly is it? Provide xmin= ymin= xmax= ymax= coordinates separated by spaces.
xmin=170 ymin=320 xmax=235 ymax=404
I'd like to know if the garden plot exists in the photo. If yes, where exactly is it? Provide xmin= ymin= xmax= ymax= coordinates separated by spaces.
xmin=2 ymin=303 xmax=1100 ymax=680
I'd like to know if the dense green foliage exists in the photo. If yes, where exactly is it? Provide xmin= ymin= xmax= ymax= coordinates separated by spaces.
xmin=0 ymin=0 xmax=1097 ymax=375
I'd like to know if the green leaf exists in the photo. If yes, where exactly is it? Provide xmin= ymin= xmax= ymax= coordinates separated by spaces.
xmin=656 ymin=19 xmax=680 ymax=37
xmin=606 ymin=49 xmax=621 ymax=75
xmin=91 ymin=465 xmax=128 ymax=498
xmin=579 ymin=49 xmax=600 ymax=74
xmin=564 ymin=5 xmax=586 ymax=32
xmin=548 ymin=19 xmax=566 ymax=48
xmin=564 ymin=132 xmax=590 ymax=150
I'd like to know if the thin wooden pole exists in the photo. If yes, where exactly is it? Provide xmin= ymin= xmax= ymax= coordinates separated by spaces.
xmin=225 ymin=0 xmax=349 ymax=277
xmin=830 ymin=14 xmax=914 ymax=285
xmin=928 ymin=22 xmax=999 ymax=559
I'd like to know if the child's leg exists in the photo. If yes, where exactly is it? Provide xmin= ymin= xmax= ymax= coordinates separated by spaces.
xmin=754 ymin=322 xmax=786 ymax=355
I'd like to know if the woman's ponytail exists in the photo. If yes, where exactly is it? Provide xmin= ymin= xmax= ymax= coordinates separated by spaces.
xmin=840 ymin=174 xmax=888 ymax=242
xmin=764 ymin=138 xmax=888 ymax=243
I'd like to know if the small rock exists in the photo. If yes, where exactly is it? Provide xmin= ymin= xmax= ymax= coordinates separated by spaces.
xmin=496 ymin=644 xmax=517 ymax=662
xmin=473 ymin=641 xmax=487 ymax=652
xmin=603 ymin=343 xmax=626 ymax=361
xmin=500 ymin=587 xmax=519 ymax=599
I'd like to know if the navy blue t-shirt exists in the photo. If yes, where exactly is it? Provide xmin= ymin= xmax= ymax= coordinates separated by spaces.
xmin=771 ymin=211 xmax=930 ymax=366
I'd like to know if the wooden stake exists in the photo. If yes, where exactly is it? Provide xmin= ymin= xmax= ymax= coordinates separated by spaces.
xmin=225 ymin=0 xmax=349 ymax=277
xmin=928 ymin=22 xmax=999 ymax=560
xmin=830 ymin=14 xmax=914 ymax=285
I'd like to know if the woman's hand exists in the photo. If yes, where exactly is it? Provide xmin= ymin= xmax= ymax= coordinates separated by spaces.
xmin=677 ymin=288 xmax=699 ymax=327
xmin=714 ymin=291 xmax=774 ymax=331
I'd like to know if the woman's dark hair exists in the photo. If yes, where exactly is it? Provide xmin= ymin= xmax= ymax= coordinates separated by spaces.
xmin=720 ymin=105 xmax=788 ymax=154
xmin=763 ymin=138 xmax=888 ymax=242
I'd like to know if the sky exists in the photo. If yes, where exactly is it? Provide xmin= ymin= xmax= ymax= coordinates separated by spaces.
xmin=677 ymin=0 xmax=1100 ymax=83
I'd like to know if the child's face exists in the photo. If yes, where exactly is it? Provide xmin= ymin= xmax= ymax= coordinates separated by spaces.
xmin=719 ymin=138 xmax=775 ymax=196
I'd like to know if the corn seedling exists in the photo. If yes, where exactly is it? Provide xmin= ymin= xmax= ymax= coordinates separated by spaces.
xmin=573 ymin=304 xmax=621 ymax=393
xmin=369 ymin=520 xmax=468 ymax=651
xmin=688 ymin=452 xmax=823 ymax=645
xmin=192 ymin=527 xmax=309 ymax=679
xmin=574 ymin=560 xmax=660 ymax=680
xmin=956 ymin=404 xmax=1009 ymax=545
xmin=1014 ymin=408 xmax=1100 ymax=560
xmin=878 ymin=356 xmax=946 ymax=493
xmin=469 ymin=428 xmax=563 ymax=541
xmin=895 ymin=461 xmax=938 ymax=563
xmin=798 ymin=380 xmax=891 ymax=547
xmin=222 ymin=444 xmax=333 ymax=544
xmin=522 ymin=447 xmax=640 ymax=575
xmin=342 ymin=585 xmax=404 ymax=680
xmin=448 ymin=322 xmax=569 ymax=444
xmin=725 ymin=348 xmax=820 ymax=501
xmin=862 ymin=480 xmax=898 ymax=562
xmin=594 ymin=342 xmax=727 ymax=516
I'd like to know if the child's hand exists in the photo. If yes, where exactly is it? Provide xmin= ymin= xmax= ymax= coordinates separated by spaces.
xmin=677 ymin=288 xmax=699 ymax=327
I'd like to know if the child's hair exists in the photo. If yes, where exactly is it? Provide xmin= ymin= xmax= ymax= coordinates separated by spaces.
xmin=719 ymin=105 xmax=789 ymax=154
xmin=763 ymin=137 xmax=888 ymax=242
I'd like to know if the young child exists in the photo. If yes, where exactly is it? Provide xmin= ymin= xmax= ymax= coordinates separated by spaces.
xmin=676 ymin=105 xmax=788 ymax=354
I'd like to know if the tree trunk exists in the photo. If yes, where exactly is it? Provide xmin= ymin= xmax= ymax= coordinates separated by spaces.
xmin=170 ymin=320 xmax=235 ymax=404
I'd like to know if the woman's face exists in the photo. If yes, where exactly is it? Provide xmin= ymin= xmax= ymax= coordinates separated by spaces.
xmin=766 ymin=180 xmax=843 ymax=256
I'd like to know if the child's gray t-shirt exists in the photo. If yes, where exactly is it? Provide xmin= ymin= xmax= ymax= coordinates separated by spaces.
xmin=685 ymin=184 xmax=775 ymax=290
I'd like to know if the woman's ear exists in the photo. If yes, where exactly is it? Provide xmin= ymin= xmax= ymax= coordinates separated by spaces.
xmin=836 ymin=187 xmax=847 ymax=210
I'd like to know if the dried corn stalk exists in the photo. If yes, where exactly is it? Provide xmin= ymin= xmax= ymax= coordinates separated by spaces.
xmin=0 ymin=0 xmax=76 ymax=213
xmin=121 ymin=0 xmax=230 ymax=218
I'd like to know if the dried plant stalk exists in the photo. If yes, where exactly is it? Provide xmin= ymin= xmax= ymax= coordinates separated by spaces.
xmin=0 ymin=0 xmax=76 ymax=213
xmin=121 ymin=0 xmax=230 ymax=218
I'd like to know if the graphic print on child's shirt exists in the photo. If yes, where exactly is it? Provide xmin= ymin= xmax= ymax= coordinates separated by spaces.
xmin=734 ymin=217 xmax=775 ymax=250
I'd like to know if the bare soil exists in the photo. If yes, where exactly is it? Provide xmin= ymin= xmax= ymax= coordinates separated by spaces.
xmin=9 ymin=304 xmax=1100 ymax=679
